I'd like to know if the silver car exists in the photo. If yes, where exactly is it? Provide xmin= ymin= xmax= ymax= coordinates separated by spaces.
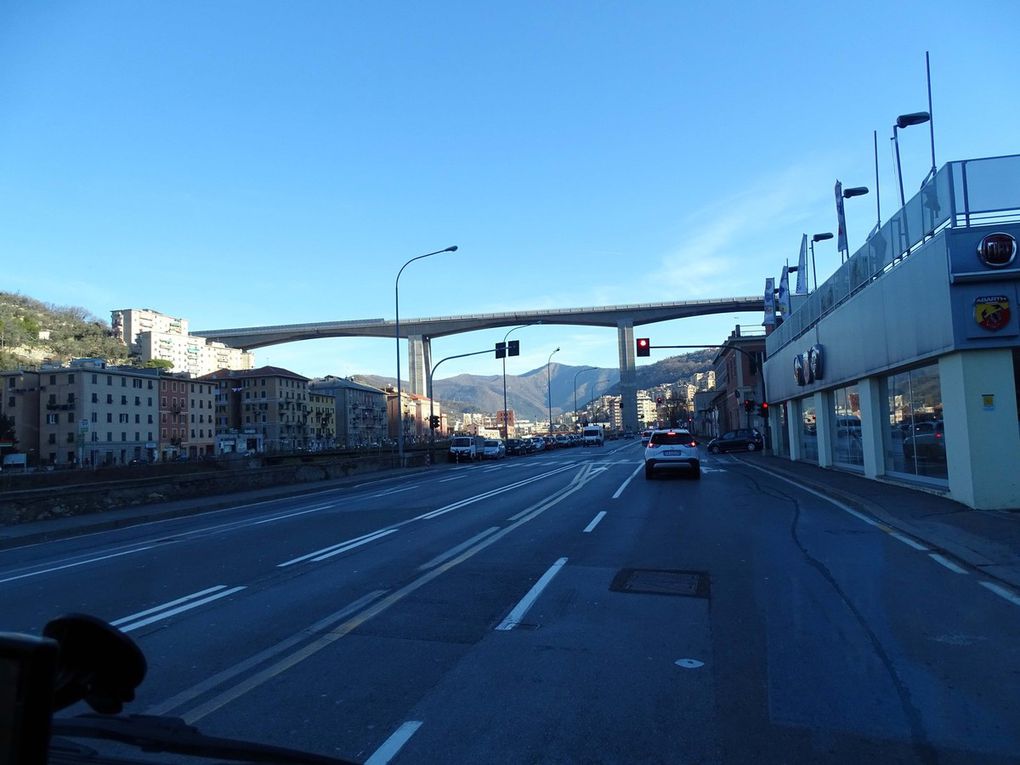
xmin=644 ymin=428 xmax=700 ymax=479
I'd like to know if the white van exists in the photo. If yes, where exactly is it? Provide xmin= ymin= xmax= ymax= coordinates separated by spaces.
xmin=582 ymin=426 xmax=604 ymax=447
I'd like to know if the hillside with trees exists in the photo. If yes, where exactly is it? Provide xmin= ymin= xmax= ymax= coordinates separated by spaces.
xmin=0 ymin=292 xmax=129 ymax=369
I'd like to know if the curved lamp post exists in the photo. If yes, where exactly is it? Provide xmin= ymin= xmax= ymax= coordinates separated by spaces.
xmin=500 ymin=322 xmax=540 ymax=441
xmin=395 ymin=246 xmax=457 ymax=467
xmin=810 ymin=232 xmax=833 ymax=291
xmin=546 ymin=347 xmax=560 ymax=435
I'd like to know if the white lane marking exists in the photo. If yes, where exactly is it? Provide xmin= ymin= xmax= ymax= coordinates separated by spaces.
xmin=0 ymin=545 xmax=157 ymax=585
xmin=371 ymin=486 xmax=415 ymax=498
xmin=419 ymin=464 xmax=577 ymax=520
xmin=738 ymin=462 xmax=882 ymax=526
xmin=365 ymin=721 xmax=423 ymax=765
xmin=418 ymin=527 xmax=501 ymax=571
xmin=583 ymin=511 xmax=607 ymax=533
xmin=979 ymin=581 xmax=1020 ymax=608
xmin=112 ymin=586 xmax=227 ymax=626
xmin=495 ymin=557 xmax=569 ymax=631
xmin=116 ymin=586 xmax=247 ymax=632
xmin=310 ymin=529 xmax=399 ymax=562
xmin=612 ymin=462 xmax=645 ymax=499
xmin=438 ymin=475 xmax=466 ymax=483
xmin=929 ymin=553 xmax=968 ymax=574
xmin=481 ymin=466 xmax=502 ymax=472
xmin=278 ymin=528 xmax=397 ymax=567
xmin=253 ymin=503 xmax=334 ymax=525
xmin=148 ymin=589 xmax=388 ymax=716
xmin=888 ymin=532 xmax=929 ymax=551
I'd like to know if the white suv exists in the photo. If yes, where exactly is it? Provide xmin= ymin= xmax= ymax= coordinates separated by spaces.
xmin=644 ymin=428 xmax=700 ymax=480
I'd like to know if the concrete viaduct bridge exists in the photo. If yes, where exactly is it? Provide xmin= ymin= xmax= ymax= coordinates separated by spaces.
xmin=195 ymin=296 xmax=762 ymax=433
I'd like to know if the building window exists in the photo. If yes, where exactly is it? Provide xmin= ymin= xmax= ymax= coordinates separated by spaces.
xmin=884 ymin=364 xmax=946 ymax=481
xmin=135 ymin=414 xmax=140 ymax=424
xmin=161 ymin=397 xmax=167 ymax=407
xmin=161 ymin=429 xmax=167 ymax=438
xmin=50 ymin=375 xmax=57 ymax=385
xmin=121 ymin=396 xmax=127 ymax=405
xmin=148 ymin=415 xmax=153 ymax=424
xmin=48 ymin=394 xmax=56 ymax=405
xmin=48 ymin=433 xmax=56 ymax=444
xmin=107 ymin=432 xmax=113 ymax=442
xmin=107 ymin=376 xmax=112 ymax=386
xmin=92 ymin=374 xmax=97 ymax=384
xmin=831 ymin=384 xmax=863 ymax=468
xmin=799 ymin=400 xmax=818 ymax=463
xmin=68 ymin=374 xmax=75 ymax=383
xmin=135 ymin=397 xmax=140 ymax=406
xmin=46 ymin=413 xmax=58 ymax=424
xmin=121 ymin=378 xmax=126 ymax=387
xmin=92 ymin=393 xmax=98 ymax=403
xmin=121 ymin=432 xmax=127 ymax=442
xmin=107 ymin=394 xmax=113 ymax=404
xmin=66 ymin=433 xmax=74 ymax=443
xmin=7 ymin=396 xmax=13 ymax=408
xmin=107 ymin=413 xmax=113 ymax=423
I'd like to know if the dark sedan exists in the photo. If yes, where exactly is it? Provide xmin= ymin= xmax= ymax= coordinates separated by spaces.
xmin=707 ymin=428 xmax=764 ymax=453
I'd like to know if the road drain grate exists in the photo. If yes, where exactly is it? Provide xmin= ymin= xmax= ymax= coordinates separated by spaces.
xmin=610 ymin=569 xmax=710 ymax=598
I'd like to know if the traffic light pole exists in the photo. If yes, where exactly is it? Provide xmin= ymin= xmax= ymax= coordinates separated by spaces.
xmin=428 ymin=347 xmax=499 ymax=465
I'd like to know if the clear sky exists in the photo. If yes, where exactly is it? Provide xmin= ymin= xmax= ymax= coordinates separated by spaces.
xmin=3 ymin=1 xmax=1018 ymax=381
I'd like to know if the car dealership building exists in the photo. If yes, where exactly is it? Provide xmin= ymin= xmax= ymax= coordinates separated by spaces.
xmin=762 ymin=154 xmax=1020 ymax=510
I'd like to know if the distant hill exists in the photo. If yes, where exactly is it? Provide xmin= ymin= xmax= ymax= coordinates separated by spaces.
xmin=0 ymin=292 xmax=129 ymax=369
xmin=353 ymin=350 xmax=715 ymax=420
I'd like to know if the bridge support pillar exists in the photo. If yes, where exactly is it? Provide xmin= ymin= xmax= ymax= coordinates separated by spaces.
xmin=618 ymin=321 xmax=639 ymax=434
xmin=408 ymin=335 xmax=431 ymax=397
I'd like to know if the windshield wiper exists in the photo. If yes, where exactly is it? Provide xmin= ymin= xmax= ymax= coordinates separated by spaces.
xmin=52 ymin=714 xmax=359 ymax=765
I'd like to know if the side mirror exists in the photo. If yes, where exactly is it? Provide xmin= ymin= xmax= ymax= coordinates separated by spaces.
xmin=43 ymin=614 xmax=146 ymax=714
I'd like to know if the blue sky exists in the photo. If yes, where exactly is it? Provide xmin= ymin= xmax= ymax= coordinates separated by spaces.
xmin=3 ymin=1 xmax=1018 ymax=381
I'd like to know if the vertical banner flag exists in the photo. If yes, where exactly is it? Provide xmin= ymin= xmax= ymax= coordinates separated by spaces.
xmin=777 ymin=266 xmax=791 ymax=316
xmin=763 ymin=277 xmax=776 ymax=326
xmin=795 ymin=234 xmax=808 ymax=294
xmin=835 ymin=179 xmax=848 ymax=256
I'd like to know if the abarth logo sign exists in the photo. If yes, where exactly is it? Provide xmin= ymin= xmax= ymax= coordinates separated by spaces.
xmin=974 ymin=295 xmax=1011 ymax=331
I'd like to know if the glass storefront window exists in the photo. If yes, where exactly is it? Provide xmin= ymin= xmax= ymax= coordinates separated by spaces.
xmin=773 ymin=402 xmax=789 ymax=457
xmin=831 ymin=384 xmax=863 ymax=468
xmin=884 ymin=364 xmax=947 ymax=481
xmin=800 ymin=400 xmax=818 ymax=463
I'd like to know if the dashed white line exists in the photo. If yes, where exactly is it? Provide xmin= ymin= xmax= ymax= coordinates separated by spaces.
xmin=928 ymin=553 xmax=968 ymax=574
xmin=365 ymin=721 xmax=423 ymax=765
xmin=583 ymin=511 xmax=607 ymax=533
xmin=495 ymin=557 xmax=568 ymax=631
xmin=370 ymin=486 xmax=415 ymax=498
xmin=888 ymin=532 xmax=929 ymax=551
xmin=979 ymin=581 xmax=1020 ymax=608
xmin=438 ymin=475 xmax=466 ymax=482
xmin=277 ymin=528 xmax=397 ymax=567
xmin=309 ymin=529 xmax=398 ymax=562
xmin=253 ymin=503 xmax=334 ymax=525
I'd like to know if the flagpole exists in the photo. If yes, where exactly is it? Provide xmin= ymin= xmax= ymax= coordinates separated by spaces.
xmin=925 ymin=51 xmax=937 ymax=185
xmin=873 ymin=129 xmax=881 ymax=233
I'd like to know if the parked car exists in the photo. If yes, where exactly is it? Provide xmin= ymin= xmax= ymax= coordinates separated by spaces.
xmin=903 ymin=420 xmax=945 ymax=460
xmin=482 ymin=439 xmax=506 ymax=459
xmin=530 ymin=437 xmax=546 ymax=452
xmin=582 ymin=425 xmax=604 ymax=447
xmin=644 ymin=428 xmax=700 ymax=479
xmin=506 ymin=438 xmax=528 ymax=456
xmin=448 ymin=435 xmax=484 ymax=463
xmin=641 ymin=429 xmax=653 ymax=445
xmin=707 ymin=429 xmax=764 ymax=453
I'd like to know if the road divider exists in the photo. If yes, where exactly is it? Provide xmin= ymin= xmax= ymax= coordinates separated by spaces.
xmin=113 ymin=584 xmax=247 ymax=633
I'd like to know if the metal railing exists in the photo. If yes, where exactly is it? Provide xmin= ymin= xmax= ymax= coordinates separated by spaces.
xmin=767 ymin=153 xmax=1020 ymax=355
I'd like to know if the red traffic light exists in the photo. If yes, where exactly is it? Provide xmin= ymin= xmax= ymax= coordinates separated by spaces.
xmin=636 ymin=338 xmax=651 ymax=357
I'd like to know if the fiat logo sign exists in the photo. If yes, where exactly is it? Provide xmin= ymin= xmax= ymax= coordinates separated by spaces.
xmin=977 ymin=232 xmax=1017 ymax=268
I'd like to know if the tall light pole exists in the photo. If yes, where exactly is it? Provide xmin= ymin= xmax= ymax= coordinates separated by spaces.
xmin=573 ymin=366 xmax=597 ymax=425
xmin=840 ymin=186 xmax=869 ymax=260
xmin=810 ymin=232 xmax=833 ymax=291
xmin=892 ymin=112 xmax=931 ymax=208
xmin=500 ymin=323 xmax=539 ymax=441
xmin=395 ymin=245 xmax=457 ymax=467
xmin=547 ymin=347 xmax=560 ymax=435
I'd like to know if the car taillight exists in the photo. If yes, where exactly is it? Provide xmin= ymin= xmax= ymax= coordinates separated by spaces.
xmin=935 ymin=433 xmax=942 ymax=439
xmin=687 ymin=441 xmax=697 ymax=447
xmin=648 ymin=443 xmax=659 ymax=448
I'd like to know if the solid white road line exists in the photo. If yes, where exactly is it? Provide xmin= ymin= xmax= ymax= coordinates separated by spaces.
xmin=418 ymin=527 xmax=501 ymax=571
xmin=0 ymin=545 xmax=157 ymax=585
xmin=115 ymin=586 xmax=247 ymax=632
xmin=438 ymin=475 xmax=466 ymax=482
xmin=365 ymin=721 xmax=424 ymax=765
xmin=370 ymin=486 xmax=416 ymax=498
xmin=495 ymin=557 xmax=569 ymax=631
xmin=277 ymin=528 xmax=397 ymax=567
xmin=112 ymin=585 xmax=227 ymax=626
xmin=583 ymin=511 xmax=607 ymax=533
xmin=612 ymin=462 xmax=644 ymax=499
xmin=979 ymin=581 xmax=1020 ymax=608
xmin=252 ymin=503 xmax=335 ymax=525
xmin=928 ymin=553 xmax=968 ymax=574
xmin=310 ymin=529 xmax=399 ymax=562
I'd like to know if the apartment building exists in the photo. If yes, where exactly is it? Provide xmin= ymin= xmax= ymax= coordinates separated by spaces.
xmin=1 ymin=370 xmax=41 ymax=460
xmin=202 ymin=366 xmax=312 ymax=452
xmin=111 ymin=308 xmax=188 ymax=354
xmin=156 ymin=375 xmax=216 ymax=459
xmin=308 ymin=377 xmax=385 ymax=448
xmin=307 ymin=392 xmax=336 ymax=450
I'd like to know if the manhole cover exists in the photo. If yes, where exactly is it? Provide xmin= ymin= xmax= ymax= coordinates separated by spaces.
xmin=610 ymin=569 xmax=710 ymax=598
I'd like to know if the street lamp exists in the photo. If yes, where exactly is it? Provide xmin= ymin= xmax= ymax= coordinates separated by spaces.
xmin=500 ymin=323 xmax=539 ymax=441
xmin=810 ymin=232 xmax=833 ymax=291
xmin=573 ymin=367 xmax=597 ymax=425
xmin=395 ymin=245 xmax=457 ymax=467
xmin=892 ymin=111 xmax=931 ymax=208
xmin=547 ymin=347 xmax=560 ymax=434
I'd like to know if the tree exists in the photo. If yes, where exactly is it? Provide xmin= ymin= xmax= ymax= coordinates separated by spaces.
xmin=141 ymin=359 xmax=174 ymax=370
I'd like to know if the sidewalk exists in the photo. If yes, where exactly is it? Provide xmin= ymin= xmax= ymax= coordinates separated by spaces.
xmin=737 ymin=453 xmax=1020 ymax=591
xmin=0 ymin=465 xmax=427 ymax=551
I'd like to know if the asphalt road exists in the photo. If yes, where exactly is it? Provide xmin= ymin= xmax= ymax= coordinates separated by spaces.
xmin=4 ymin=440 xmax=1019 ymax=764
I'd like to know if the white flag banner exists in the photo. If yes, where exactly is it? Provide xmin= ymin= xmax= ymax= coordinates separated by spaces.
xmin=835 ymin=180 xmax=848 ymax=255
xmin=795 ymin=234 xmax=808 ymax=294
xmin=763 ymin=277 xmax=776 ymax=326
xmin=777 ymin=266 xmax=791 ymax=315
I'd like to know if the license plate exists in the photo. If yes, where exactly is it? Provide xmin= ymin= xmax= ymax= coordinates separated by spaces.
xmin=663 ymin=450 xmax=683 ymax=456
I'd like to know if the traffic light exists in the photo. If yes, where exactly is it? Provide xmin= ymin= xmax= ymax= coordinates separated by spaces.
xmin=758 ymin=402 xmax=769 ymax=417
xmin=495 ymin=342 xmax=506 ymax=359
xmin=656 ymin=397 xmax=663 ymax=405
xmin=636 ymin=338 xmax=651 ymax=357
xmin=429 ymin=415 xmax=440 ymax=429
xmin=743 ymin=399 xmax=754 ymax=413
xmin=508 ymin=340 xmax=520 ymax=356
